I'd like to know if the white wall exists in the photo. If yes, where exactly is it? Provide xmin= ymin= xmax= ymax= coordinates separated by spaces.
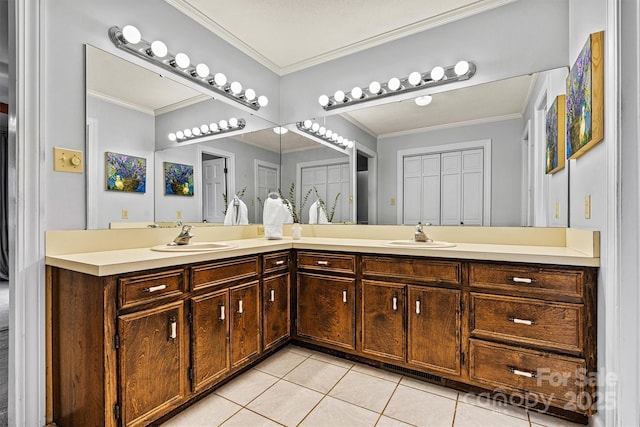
xmin=377 ymin=118 xmax=523 ymax=226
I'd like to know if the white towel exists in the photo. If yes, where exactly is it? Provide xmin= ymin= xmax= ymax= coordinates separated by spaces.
xmin=263 ymin=195 xmax=286 ymax=239
xmin=223 ymin=195 xmax=249 ymax=225
xmin=309 ymin=200 xmax=329 ymax=224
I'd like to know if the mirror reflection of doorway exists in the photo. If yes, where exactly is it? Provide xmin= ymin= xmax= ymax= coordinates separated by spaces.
xmin=356 ymin=153 xmax=369 ymax=224
xmin=202 ymin=154 xmax=227 ymax=223
xmin=255 ymin=160 xmax=279 ymax=224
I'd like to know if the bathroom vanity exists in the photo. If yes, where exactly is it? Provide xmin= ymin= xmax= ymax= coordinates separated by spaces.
xmin=45 ymin=226 xmax=599 ymax=426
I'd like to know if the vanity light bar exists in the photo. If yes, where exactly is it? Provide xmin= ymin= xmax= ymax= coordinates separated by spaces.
xmin=296 ymin=120 xmax=355 ymax=149
xmin=168 ymin=118 xmax=246 ymax=143
xmin=109 ymin=25 xmax=268 ymax=111
xmin=318 ymin=60 xmax=476 ymax=111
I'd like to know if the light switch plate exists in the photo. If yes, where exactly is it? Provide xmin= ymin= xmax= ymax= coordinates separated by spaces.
xmin=53 ymin=147 xmax=83 ymax=173
xmin=585 ymin=194 xmax=591 ymax=219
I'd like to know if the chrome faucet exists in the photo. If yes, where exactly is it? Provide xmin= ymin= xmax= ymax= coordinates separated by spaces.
xmin=170 ymin=225 xmax=194 ymax=245
xmin=414 ymin=222 xmax=432 ymax=242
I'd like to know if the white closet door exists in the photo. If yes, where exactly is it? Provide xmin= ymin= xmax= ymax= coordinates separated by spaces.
xmin=256 ymin=163 xmax=278 ymax=223
xmin=403 ymin=156 xmax=422 ymax=225
xmin=440 ymin=152 xmax=462 ymax=225
xmin=461 ymin=149 xmax=484 ymax=226
xmin=203 ymin=158 xmax=226 ymax=223
xmin=327 ymin=164 xmax=350 ymax=223
xmin=422 ymin=154 xmax=441 ymax=225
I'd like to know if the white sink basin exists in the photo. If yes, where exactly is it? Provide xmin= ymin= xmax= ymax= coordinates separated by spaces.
xmin=383 ymin=240 xmax=456 ymax=248
xmin=151 ymin=242 xmax=238 ymax=252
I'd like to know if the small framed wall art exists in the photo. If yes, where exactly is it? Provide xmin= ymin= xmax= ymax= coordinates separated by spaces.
xmin=164 ymin=162 xmax=194 ymax=196
xmin=546 ymin=95 xmax=565 ymax=174
xmin=566 ymin=31 xmax=604 ymax=160
xmin=105 ymin=151 xmax=146 ymax=193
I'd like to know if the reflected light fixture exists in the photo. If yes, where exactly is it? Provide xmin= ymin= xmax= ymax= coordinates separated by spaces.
xmin=318 ymin=60 xmax=475 ymax=111
xmin=415 ymin=95 xmax=433 ymax=106
xmin=168 ymin=117 xmax=246 ymax=142
xmin=109 ymin=25 xmax=269 ymax=111
xmin=296 ymin=120 xmax=355 ymax=149
xmin=273 ymin=126 xmax=289 ymax=135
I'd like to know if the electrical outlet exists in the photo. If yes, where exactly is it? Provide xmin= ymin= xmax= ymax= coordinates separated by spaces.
xmin=555 ymin=201 xmax=559 ymax=219
xmin=176 ymin=210 xmax=182 ymax=219
xmin=122 ymin=209 xmax=129 ymax=219
xmin=257 ymin=225 xmax=265 ymax=236
xmin=585 ymin=194 xmax=591 ymax=219
xmin=390 ymin=198 xmax=396 ymax=206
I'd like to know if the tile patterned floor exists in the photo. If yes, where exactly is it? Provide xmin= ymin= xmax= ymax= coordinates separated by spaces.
xmin=161 ymin=345 xmax=586 ymax=427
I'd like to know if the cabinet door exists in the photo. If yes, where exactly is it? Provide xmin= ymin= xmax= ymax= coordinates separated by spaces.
xmin=230 ymin=281 xmax=261 ymax=368
xmin=408 ymin=286 xmax=461 ymax=376
xmin=263 ymin=272 xmax=291 ymax=350
xmin=118 ymin=301 xmax=188 ymax=427
xmin=361 ymin=280 xmax=405 ymax=361
xmin=191 ymin=289 xmax=230 ymax=393
xmin=297 ymin=272 xmax=356 ymax=350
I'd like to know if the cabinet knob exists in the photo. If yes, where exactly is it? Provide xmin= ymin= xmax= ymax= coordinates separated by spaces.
xmin=238 ymin=299 xmax=244 ymax=314
xmin=508 ymin=316 xmax=535 ymax=326
xmin=510 ymin=276 xmax=535 ymax=284
xmin=342 ymin=290 xmax=347 ymax=303
xmin=508 ymin=366 xmax=537 ymax=378
xmin=168 ymin=317 xmax=177 ymax=340
xmin=269 ymin=288 xmax=275 ymax=302
xmin=274 ymin=260 xmax=285 ymax=266
xmin=143 ymin=284 xmax=167 ymax=293
xmin=317 ymin=260 xmax=330 ymax=266
xmin=416 ymin=299 xmax=421 ymax=315
xmin=392 ymin=295 xmax=398 ymax=311
xmin=219 ymin=303 xmax=225 ymax=321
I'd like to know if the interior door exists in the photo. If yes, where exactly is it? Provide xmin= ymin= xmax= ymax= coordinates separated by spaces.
xmin=202 ymin=157 xmax=226 ymax=223
xmin=461 ymin=149 xmax=484 ymax=226
xmin=256 ymin=161 xmax=279 ymax=223
xmin=403 ymin=156 xmax=422 ymax=225
xmin=440 ymin=152 xmax=462 ymax=225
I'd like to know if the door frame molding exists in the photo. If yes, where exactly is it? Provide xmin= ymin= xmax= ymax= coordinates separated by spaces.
xmin=355 ymin=143 xmax=378 ymax=225
xmin=396 ymin=139 xmax=492 ymax=226
xmin=198 ymin=146 xmax=235 ymax=223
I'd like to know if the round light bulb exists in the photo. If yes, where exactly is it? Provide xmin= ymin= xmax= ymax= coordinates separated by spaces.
xmin=311 ymin=123 xmax=320 ymax=132
xmin=332 ymin=134 xmax=339 ymax=141
xmin=229 ymin=117 xmax=239 ymax=127
xmin=369 ymin=81 xmax=381 ymax=94
xmin=318 ymin=126 xmax=326 ymax=136
xmin=192 ymin=127 xmax=201 ymax=136
xmin=176 ymin=131 xmax=184 ymax=139
xmin=195 ymin=63 xmax=210 ymax=78
xmin=388 ymin=77 xmax=401 ymax=91
xmin=415 ymin=95 xmax=433 ymax=106
xmin=219 ymin=120 xmax=228 ymax=129
xmin=174 ymin=52 xmax=190 ymax=69
xmin=184 ymin=128 xmax=193 ymax=138
xmin=257 ymin=95 xmax=268 ymax=107
xmin=214 ymin=72 xmax=227 ymax=86
xmin=408 ymin=71 xmax=422 ymax=86
xmin=168 ymin=133 xmax=177 ymax=141
xmin=338 ymin=136 xmax=344 ymax=145
xmin=430 ymin=66 xmax=445 ymax=81
xmin=230 ymin=81 xmax=242 ymax=95
xmin=209 ymin=123 xmax=219 ymax=132
xmin=273 ymin=127 xmax=288 ymax=135
xmin=454 ymin=60 xmax=470 ymax=76
xmin=244 ymin=88 xmax=256 ymax=101
xmin=150 ymin=40 xmax=168 ymax=58
xmin=200 ymin=124 xmax=209 ymax=133
xmin=351 ymin=86 xmax=363 ymax=100
xmin=122 ymin=25 xmax=141 ymax=44
xmin=334 ymin=90 xmax=346 ymax=103
xmin=325 ymin=130 xmax=333 ymax=139
xmin=347 ymin=140 xmax=354 ymax=148
xmin=319 ymin=94 xmax=330 ymax=107
xmin=303 ymin=119 xmax=312 ymax=129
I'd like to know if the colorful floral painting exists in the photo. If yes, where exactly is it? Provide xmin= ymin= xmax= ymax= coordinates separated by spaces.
xmin=566 ymin=31 xmax=604 ymax=160
xmin=546 ymin=95 xmax=565 ymax=174
xmin=164 ymin=162 xmax=194 ymax=196
xmin=105 ymin=151 xmax=146 ymax=193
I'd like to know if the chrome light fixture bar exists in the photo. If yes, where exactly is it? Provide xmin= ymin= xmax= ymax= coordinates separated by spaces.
xmin=168 ymin=118 xmax=246 ymax=143
xmin=109 ymin=25 xmax=268 ymax=111
xmin=296 ymin=120 xmax=355 ymax=149
xmin=318 ymin=60 xmax=476 ymax=111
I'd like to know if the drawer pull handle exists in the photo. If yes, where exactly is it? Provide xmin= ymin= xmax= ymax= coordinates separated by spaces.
xmin=238 ymin=299 xmax=243 ymax=314
xmin=508 ymin=316 xmax=535 ymax=326
xmin=317 ymin=260 xmax=330 ymax=266
xmin=511 ymin=277 xmax=535 ymax=284
xmin=416 ymin=299 xmax=421 ymax=315
xmin=342 ymin=290 xmax=347 ymax=303
xmin=219 ymin=304 xmax=225 ymax=321
xmin=269 ymin=288 xmax=275 ymax=302
xmin=169 ymin=317 xmax=177 ymax=340
xmin=509 ymin=366 xmax=537 ymax=378
xmin=274 ymin=260 xmax=285 ymax=266
xmin=392 ymin=295 xmax=398 ymax=311
xmin=143 ymin=284 xmax=167 ymax=293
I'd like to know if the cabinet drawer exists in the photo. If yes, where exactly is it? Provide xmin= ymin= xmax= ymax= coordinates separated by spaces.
xmin=118 ymin=268 xmax=185 ymax=309
xmin=469 ymin=263 xmax=584 ymax=299
xmin=297 ymin=252 xmax=355 ymax=275
xmin=191 ymin=257 xmax=259 ymax=291
xmin=263 ymin=251 xmax=290 ymax=275
xmin=469 ymin=339 xmax=591 ymax=413
xmin=470 ymin=294 xmax=584 ymax=353
xmin=362 ymin=256 xmax=461 ymax=285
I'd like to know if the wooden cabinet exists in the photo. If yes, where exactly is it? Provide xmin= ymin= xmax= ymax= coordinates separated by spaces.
xmin=361 ymin=280 xmax=405 ymax=361
xmin=118 ymin=300 xmax=189 ymax=427
xmin=229 ymin=281 xmax=261 ymax=368
xmin=263 ymin=252 xmax=291 ymax=351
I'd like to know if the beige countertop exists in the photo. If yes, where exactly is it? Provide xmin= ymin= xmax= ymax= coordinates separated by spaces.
xmin=46 ymin=234 xmax=600 ymax=277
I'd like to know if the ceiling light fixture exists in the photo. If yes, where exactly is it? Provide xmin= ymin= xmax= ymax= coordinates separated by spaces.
xmin=168 ymin=117 xmax=246 ymax=143
xmin=318 ymin=61 xmax=475 ymax=111
xmin=273 ymin=126 xmax=288 ymax=135
xmin=109 ymin=25 xmax=269 ymax=111
xmin=297 ymin=121 xmax=355 ymax=149
xmin=415 ymin=95 xmax=433 ymax=106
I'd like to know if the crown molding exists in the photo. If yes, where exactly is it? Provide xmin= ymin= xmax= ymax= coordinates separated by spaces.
xmin=378 ymin=113 xmax=523 ymax=139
